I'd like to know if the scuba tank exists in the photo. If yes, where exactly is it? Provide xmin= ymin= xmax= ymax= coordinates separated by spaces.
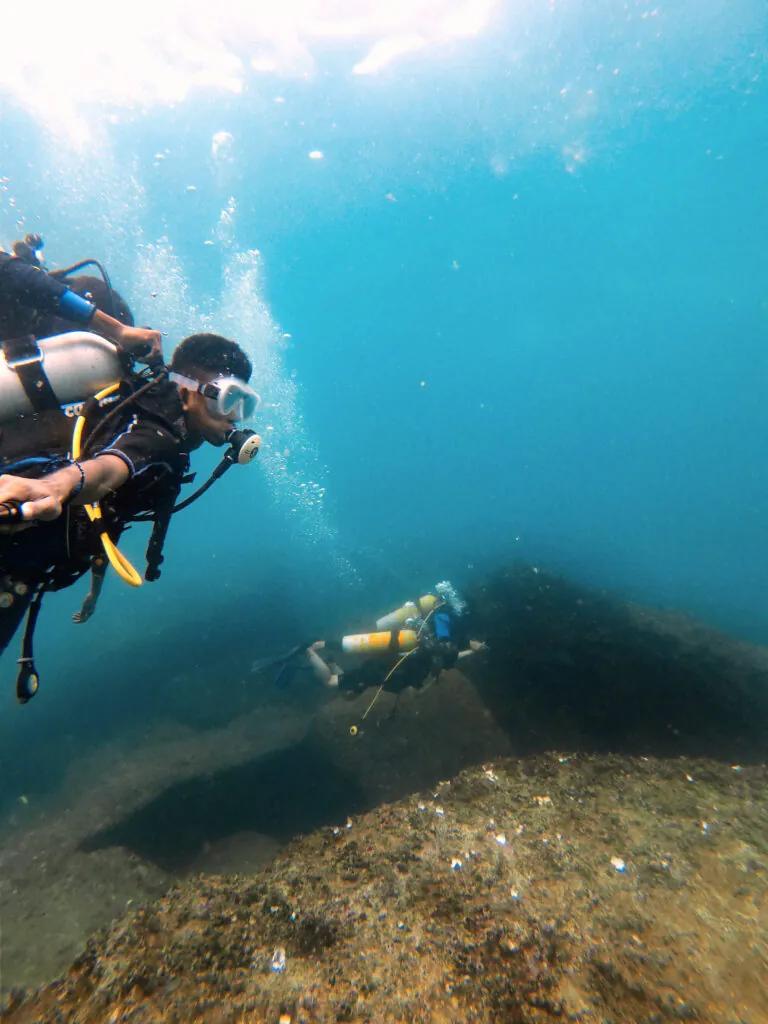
xmin=0 ymin=331 xmax=125 ymax=422
xmin=342 ymin=630 xmax=419 ymax=655
xmin=375 ymin=594 xmax=439 ymax=631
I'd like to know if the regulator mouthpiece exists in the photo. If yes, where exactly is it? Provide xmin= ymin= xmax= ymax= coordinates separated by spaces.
xmin=226 ymin=427 xmax=261 ymax=465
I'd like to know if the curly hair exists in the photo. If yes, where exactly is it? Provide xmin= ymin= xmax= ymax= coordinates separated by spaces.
xmin=170 ymin=333 xmax=252 ymax=382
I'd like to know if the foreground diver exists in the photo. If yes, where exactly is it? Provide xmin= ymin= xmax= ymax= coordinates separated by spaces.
xmin=1 ymin=242 xmax=164 ymax=628
xmin=0 ymin=330 xmax=261 ymax=703
xmin=265 ymin=582 xmax=487 ymax=708
xmin=0 ymin=233 xmax=162 ymax=362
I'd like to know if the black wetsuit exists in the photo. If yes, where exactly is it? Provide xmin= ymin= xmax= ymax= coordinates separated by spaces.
xmin=0 ymin=376 xmax=193 ymax=658
xmin=0 ymin=252 xmax=95 ymax=338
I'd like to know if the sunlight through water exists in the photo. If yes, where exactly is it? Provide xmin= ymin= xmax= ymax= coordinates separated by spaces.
xmin=0 ymin=0 xmax=501 ymax=141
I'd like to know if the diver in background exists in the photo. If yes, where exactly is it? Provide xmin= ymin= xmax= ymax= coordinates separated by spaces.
xmin=275 ymin=582 xmax=487 ymax=694
xmin=0 ymin=233 xmax=162 ymax=362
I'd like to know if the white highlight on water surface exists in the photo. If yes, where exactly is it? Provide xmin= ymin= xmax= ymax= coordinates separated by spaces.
xmin=212 ymin=131 xmax=235 ymax=160
xmin=0 ymin=0 xmax=500 ymax=139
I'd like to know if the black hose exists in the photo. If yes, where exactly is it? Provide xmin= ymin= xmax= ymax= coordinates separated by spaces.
xmin=81 ymin=371 xmax=168 ymax=458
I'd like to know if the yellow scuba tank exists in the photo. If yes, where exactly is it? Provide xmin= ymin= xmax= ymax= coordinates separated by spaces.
xmin=0 ymin=331 xmax=125 ymax=422
xmin=341 ymin=630 xmax=419 ymax=655
xmin=375 ymin=594 xmax=439 ymax=631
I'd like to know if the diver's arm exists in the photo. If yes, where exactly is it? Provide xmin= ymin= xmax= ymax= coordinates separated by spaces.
xmin=457 ymin=640 xmax=488 ymax=659
xmin=0 ymin=257 xmax=73 ymax=316
xmin=47 ymin=455 xmax=129 ymax=506
xmin=0 ymin=455 xmax=129 ymax=527
xmin=306 ymin=643 xmax=341 ymax=688
xmin=90 ymin=309 xmax=163 ymax=363
xmin=0 ymin=256 xmax=162 ymax=363
xmin=73 ymin=559 xmax=107 ymax=624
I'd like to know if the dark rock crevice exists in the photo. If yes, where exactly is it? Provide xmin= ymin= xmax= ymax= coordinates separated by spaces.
xmin=468 ymin=564 xmax=768 ymax=761
xmin=79 ymin=739 xmax=370 ymax=873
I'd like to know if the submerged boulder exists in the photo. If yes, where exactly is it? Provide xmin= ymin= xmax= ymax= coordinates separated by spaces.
xmin=3 ymin=753 xmax=767 ymax=1023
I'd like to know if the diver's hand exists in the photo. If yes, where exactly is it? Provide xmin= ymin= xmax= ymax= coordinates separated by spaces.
xmin=91 ymin=309 xmax=163 ymax=364
xmin=73 ymin=594 xmax=97 ymax=624
xmin=0 ymin=457 xmax=128 ymax=532
xmin=116 ymin=325 xmax=163 ymax=364
xmin=0 ymin=472 xmax=76 ymax=532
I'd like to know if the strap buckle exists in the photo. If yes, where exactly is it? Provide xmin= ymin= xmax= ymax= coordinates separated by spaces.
xmin=2 ymin=335 xmax=43 ymax=370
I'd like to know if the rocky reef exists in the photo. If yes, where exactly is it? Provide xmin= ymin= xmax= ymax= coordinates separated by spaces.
xmin=3 ymin=753 xmax=767 ymax=1023
xmin=2 ymin=565 xmax=768 ymax=1021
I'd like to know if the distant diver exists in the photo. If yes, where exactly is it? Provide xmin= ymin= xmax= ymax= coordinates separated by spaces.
xmin=260 ymin=582 xmax=487 ymax=724
xmin=0 ymin=237 xmax=262 ymax=703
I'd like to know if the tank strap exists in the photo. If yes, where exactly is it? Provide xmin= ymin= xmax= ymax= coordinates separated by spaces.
xmin=2 ymin=335 xmax=60 ymax=413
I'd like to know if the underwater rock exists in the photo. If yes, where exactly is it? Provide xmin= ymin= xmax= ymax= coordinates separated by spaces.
xmin=470 ymin=564 xmax=768 ymax=761
xmin=4 ymin=563 xmax=768 ymax=1008
xmin=307 ymin=667 xmax=513 ymax=806
xmin=3 ymin=753 xmax=767 ymax=1023
xmin=0 ymin=705 xmax=309 ymax=992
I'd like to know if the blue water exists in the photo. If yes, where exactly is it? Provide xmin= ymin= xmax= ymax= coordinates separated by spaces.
xmin=0 ymin=0 xmax=767 ymax=773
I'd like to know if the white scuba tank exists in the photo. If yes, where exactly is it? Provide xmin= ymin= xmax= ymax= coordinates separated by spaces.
xmin=0 ymin=331 xmax=125 ymax=423
xmin=376 ymin=594 xmax=439 ymax=631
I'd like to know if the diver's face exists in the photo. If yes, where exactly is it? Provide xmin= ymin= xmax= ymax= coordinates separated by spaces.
xmin=179 ymin=378 xmax=237 ymax=447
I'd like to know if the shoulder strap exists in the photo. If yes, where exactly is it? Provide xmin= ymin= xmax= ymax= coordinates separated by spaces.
xmin=143 ymin=483 xmax=182 ymax=582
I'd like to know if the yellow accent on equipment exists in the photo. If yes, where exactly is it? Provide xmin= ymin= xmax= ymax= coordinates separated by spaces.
xmin=375 ymin=594 xmax=438 ymax=631
xmin=359 ymin=649 xmax=416 ymax=724
xmin=341 ymin=629 xmax=418 ymax=655
xmin=71 ymin=383 xmax=143 ymax=588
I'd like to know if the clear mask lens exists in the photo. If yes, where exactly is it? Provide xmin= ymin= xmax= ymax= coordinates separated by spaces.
xmin=215 ymin=378 xmax=260 ymax=420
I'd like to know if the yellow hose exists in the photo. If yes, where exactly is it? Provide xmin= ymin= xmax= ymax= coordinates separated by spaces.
xmin=352 ymin=602 xmax=445 ymax=735
xmin=71 ymin=383 xmax=143 ymax=588
xmin=360 ymin=649 xmax=415 ymax=723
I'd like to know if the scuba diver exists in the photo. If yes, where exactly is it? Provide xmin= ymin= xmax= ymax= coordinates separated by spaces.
xmin=0 ymin=288 xmax=262 ymax=702
xmin=263 ymin=582 xmax=487 ymax=723
xmin=2 ymin=235 xmax=163 ymax=628
xmin=0 ymin=233 xmax=162 ymax=363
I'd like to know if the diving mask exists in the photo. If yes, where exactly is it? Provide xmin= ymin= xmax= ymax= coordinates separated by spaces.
xmin=170 ymin=372 xmax=260 ymax=422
